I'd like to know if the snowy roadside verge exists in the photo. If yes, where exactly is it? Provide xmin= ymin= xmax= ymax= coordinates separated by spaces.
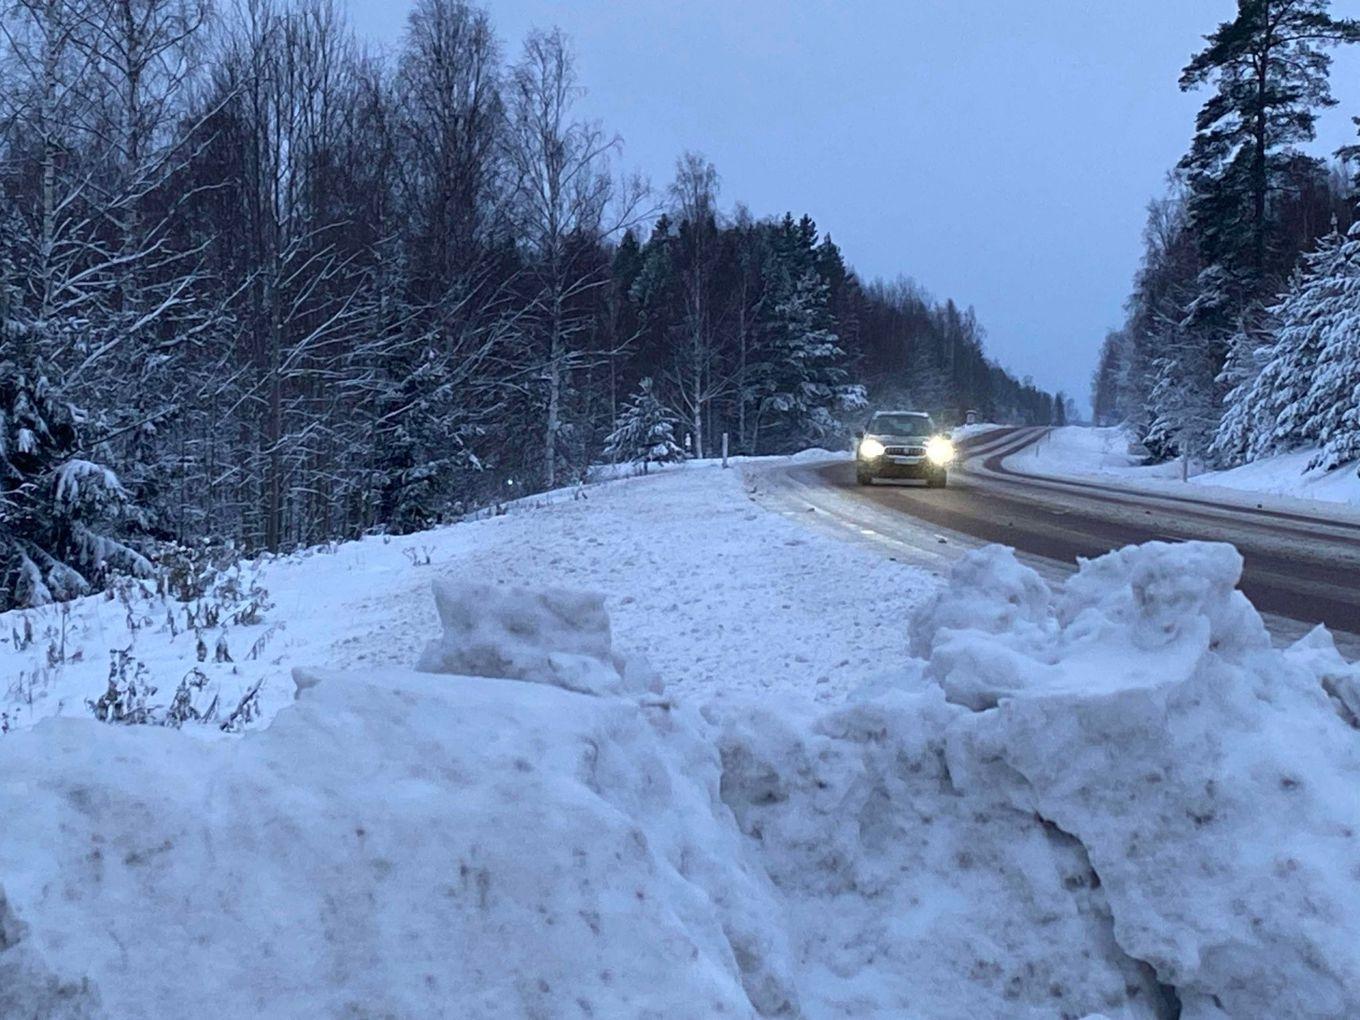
xmin=1006 ymin=426 xmax=1360 ymax=517
xmin=0 ymin=454 xmax=932 ymax=736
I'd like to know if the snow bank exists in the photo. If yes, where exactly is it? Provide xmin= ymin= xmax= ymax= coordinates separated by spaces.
xmin=1013 ymin=425 xmax=1360 ymax=510
xmin=0 ymin=670 xmax=788 ymax=1018
xmin=715 ymin=690 xmax=1166 ymax=1018
xmin=925 ymin=542 xmax=1360 ymax=1018
xmin=4 ymin=547 xmax=1357 ymax=1018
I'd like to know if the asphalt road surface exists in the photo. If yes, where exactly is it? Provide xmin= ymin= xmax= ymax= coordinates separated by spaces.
xmin=764 ymin=427 xmax=1360 ymax=648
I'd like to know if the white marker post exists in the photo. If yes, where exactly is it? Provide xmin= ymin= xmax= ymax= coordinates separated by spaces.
xmin=722 ymin=432 xmax=729 ymax=468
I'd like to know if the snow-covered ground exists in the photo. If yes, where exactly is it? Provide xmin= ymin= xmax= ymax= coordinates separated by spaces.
xmin=1011 ymin=425 xmax=1360 ymax=512
xmin=0 ymin=459 xmax=930 ymax=736
xmin=3 ymin=454 xmax=1359 ymax=1018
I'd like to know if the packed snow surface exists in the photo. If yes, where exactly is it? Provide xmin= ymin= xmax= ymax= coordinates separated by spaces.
xmin=3 ymin=458 xmax=1359 ymax=1018
xmin=1014 ymin=425 xmax=1360 ymax=511
xmin=0 ymin=461 xmax=930 ymax=734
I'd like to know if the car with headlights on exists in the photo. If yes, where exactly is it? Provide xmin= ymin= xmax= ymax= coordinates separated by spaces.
xmin=854 ymin=411 xmax=954 ymax=487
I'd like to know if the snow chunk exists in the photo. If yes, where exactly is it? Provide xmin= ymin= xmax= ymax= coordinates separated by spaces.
xmin=909 ymin=544 xmax=1055 ymax=709
xmin=924 ymin=540 xmax=1360 ymax=1017
xmin=416 ymin=579 xmax=645 ymax=696
xmin=714 ymin=688 xmax=1165 ymax=1018
xmin=1284 ymin=624 xmax=1360 ymax=729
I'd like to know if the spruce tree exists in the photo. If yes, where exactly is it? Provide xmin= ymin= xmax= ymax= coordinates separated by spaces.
xmin=602 ymin=378 xmax=684 ymax=474
xmin=1293 ymin=223 xmax=1360 ymax=471
xmin=749 ymin=216 xmax=864 ymax=451
xmin=1210 ymin=311 xmax=1279 ymax=464
xmin=0 ymin=355 xmax=150 ymax=610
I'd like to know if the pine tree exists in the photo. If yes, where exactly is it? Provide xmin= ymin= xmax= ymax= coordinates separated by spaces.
xmin=1210 ymin=311 xmax=1278 ymax=464
xmin=1179 ymin=0 xmax=1360 ymax=292
xmin=602 ymin=378 xmax=684 ymax=474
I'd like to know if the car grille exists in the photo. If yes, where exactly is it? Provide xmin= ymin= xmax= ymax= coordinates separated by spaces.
xmin=884 ymin=446 xmax=925 ymax=456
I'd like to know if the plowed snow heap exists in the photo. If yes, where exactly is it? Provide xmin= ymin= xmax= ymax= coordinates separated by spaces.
xmin=1 ymin=543 xmax=1357 ymax=1019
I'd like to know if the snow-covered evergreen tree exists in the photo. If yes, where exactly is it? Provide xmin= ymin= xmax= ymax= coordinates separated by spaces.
xmin=1209 ymin=308 xmax=1278 ymax=465
xmin=1216 ymin=223 xmax=1360 ymax=472
xmin=0 ymin=355 xmax=150 ymax=611
xmin=602 ymin=378 xmax=684 ymax=474
xmin=749 ymin=216 xmax=865 ymax=450
xmin=1294 ymin=222 xmax=1360 ymax=471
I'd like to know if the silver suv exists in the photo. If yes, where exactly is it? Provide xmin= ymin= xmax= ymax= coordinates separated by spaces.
xmin=854 ymin=411 xmax=955 ymax=487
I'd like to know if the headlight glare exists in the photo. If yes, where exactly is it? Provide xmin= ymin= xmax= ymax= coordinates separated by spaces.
xmin=858 ymin=437 xmax=885 ymax=459
xmin=925 ymin=436 xmax=955 ymax=465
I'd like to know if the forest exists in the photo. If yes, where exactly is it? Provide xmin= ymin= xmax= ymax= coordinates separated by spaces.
xmin=1093 ymin=0 xmax=1360 ymax=477
xmin=0 ymin=0 xmax=1063 ymax=609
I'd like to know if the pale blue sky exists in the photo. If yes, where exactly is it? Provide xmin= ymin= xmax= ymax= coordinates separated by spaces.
xmin=348 ymin=1 xmax=1360 ymax=410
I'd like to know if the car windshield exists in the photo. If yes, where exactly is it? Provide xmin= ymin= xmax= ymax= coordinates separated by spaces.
xmin=869 ymin=414 xmax=932 ymax=437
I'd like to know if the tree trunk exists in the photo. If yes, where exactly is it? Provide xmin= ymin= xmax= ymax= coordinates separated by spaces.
xmin=544 ymin=292 xmax=563 ymax=489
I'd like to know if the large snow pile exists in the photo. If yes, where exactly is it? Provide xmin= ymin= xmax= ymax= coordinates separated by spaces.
xmin=0 ymin=594 xmax=789 ymax=1018
xmin=2 ymin=541 xmax=1357 ymax=1018
xmin=925 ymin=542 xmax=1360 ymax=1018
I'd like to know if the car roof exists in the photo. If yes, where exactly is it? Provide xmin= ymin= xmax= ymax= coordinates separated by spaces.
xmin=872 ymin=410 xmax=930 ymax=418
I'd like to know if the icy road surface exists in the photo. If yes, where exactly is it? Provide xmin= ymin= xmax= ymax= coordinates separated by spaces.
xmin=752 ymin=428 xmax=1360 ymax=656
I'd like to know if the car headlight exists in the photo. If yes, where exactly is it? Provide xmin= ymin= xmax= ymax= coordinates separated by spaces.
xmin=858 ymin=437 xmax=885 ymax=459
xmin=925 ymin=436 xmax=955 ymax=465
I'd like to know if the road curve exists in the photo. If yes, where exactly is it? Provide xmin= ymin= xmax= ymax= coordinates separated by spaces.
xmin=782 ymin=427 xmax=1360 ymax=643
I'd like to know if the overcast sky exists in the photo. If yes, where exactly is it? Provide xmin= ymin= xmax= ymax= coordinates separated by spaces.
xmin=349 ymin=1 xmax=1360 ymax=412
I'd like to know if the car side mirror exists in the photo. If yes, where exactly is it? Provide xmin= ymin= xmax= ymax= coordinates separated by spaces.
xmin=941 ymin=431 xmax=952 ymax=440
xmin=855 ymin=429 xmax=864 ymax=440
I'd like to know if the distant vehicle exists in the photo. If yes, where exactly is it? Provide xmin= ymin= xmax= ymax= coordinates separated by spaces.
xmin=854 ymin=410 xmax=955 ymax=487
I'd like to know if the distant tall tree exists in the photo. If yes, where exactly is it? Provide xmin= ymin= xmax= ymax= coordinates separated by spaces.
xmin=666 ymin=151 xmax=722 ymax=458
xmin=748 ymin=215 xmax=864 ymax=451
xmin=502 ymin=27 xmax=641 ymax=489
xmin=1053 ymin=391 xmax=1068 ymax=427
xmin=1179 ymin=0 xmax=1360 ymax=291
xmin=1091 ymin=331 xmax=1126 ymax=426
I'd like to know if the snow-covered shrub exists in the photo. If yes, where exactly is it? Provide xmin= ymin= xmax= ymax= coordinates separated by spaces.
xmin=0 ymin=358 xmax=151 ymax=611
xmin=157 ymin=542 xmax=272 ymax=628
xmin=88 ymin=647 xmax=159 ymax=725
xmin=86 ymin=648 xmax=258 ymax=732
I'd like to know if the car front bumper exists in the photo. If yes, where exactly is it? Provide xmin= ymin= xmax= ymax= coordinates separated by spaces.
xmin=860 ymin=455 xmax=941 ymax=479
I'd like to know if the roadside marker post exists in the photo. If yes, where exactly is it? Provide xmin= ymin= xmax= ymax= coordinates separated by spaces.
xmin=722 ymin=432 xmax=729 ymax=468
